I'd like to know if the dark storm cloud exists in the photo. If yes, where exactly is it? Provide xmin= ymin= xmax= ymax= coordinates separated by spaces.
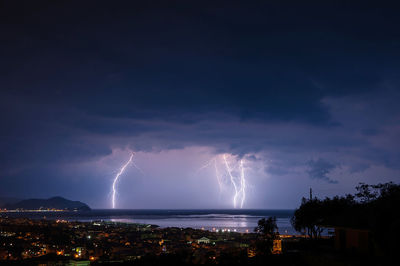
xmin=307 ymin=159 xmax=338 ymax=184
xmin=2 ymin=1 xmax=398 ymax=123
xmin=0 ymin=1 xmax=399 ymax=204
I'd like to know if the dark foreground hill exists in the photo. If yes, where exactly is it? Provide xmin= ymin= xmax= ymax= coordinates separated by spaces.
xmin=4 ymin=196 xmax=91 ymax=211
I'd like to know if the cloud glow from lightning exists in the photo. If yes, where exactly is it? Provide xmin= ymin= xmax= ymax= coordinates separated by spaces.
xmin=197 ymin=154 xmax=247 ymax=208
xmin=111 ymin=152 xmax=134 ymax=209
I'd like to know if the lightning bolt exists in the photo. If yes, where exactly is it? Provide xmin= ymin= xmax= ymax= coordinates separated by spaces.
xmin=132 ymin=161 xmax=145 ymax=176
xmin=195 ymin=158 xmax=215 ymax=175
xmin=111 ymin=152 xmax=134 ymax=209
xmin=223 ymin=154 xmax=239 ymax=208
xmin=196 ymin=154 xmax=248 ymax=209
xmin=196 ymin=158 xmax=222 ymax=191
xmin=214 ymin=158 xmax=223 ymax=193
xmin=240 ymin=159 xmax=246 ymax=209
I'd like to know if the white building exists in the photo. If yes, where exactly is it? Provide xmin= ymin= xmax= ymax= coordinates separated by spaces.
xmin=197 ymin=237 xmax=210 ymax=244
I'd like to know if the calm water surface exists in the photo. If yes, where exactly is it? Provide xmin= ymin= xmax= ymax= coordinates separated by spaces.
xmin=3 ymin=209 xmax=297 ymax=234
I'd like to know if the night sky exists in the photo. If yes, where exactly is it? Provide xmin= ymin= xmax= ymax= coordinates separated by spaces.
xmin=1 ymin=1 xmax=399 ymax=209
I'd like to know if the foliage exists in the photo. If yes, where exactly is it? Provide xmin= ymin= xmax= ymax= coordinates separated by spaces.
xmin=254 ymin=216 xmax=278 ymax=256
xmin=365 ymin=182 xmax=400 ymax=255
xmin=291 ymin=182 xmax=400 ymax=256
xmin=291 ymin=198 xmax=324 ymax=239
xmin=355 ymin=182 xmax=380 ymax=203
xmin=254 ymin=217 xmax=278 ymax=238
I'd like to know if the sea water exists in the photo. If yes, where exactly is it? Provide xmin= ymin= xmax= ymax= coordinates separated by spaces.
xmin=3 ymin=209 xmax=298 ymax=234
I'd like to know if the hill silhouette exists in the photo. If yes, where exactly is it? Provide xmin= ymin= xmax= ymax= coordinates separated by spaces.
xmin=4 ymin=196 xmax=91 ymax=211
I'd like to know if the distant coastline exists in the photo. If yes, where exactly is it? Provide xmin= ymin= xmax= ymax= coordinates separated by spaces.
xmin=0 ymin=209 xmax=76 ymax=213
xmin=0 ymin=196 xmax=91 ymax=212
xmin=1 ymin=209 xmax=297 ymax=234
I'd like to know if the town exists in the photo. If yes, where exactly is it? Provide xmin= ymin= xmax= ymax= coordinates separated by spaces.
xmin=0 ymin=217 xmax=293 ymax=264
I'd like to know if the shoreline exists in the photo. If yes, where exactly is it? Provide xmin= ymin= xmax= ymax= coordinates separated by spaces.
xmin=0 ymin=209 xmax=300 ymax=235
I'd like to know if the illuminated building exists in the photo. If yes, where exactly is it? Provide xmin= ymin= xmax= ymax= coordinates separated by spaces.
xmin=197 ymin=237 xmax=210 ymax=244
xmin=272 ymin=239 xmax=282 ymax=254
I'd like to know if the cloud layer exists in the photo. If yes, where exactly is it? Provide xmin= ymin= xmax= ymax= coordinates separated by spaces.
xmin=0 ymin=1 xmax=399 ymax=208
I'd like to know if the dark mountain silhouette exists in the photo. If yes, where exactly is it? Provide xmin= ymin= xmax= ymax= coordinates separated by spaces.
xmin=4 ymin=196 xmax=91 ymax=211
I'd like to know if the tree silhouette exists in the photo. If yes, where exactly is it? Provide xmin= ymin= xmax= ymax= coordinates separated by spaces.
xmin=254 ymin=217 xmax=278 ymax=238
xmin=254 ymin=217 xmax=278 ymax=255
xmin=291 ymin=198 xmax=324 ymax=239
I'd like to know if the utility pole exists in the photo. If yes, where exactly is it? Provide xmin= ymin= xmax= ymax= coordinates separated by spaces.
xmin=309 ymin=188 xmax=313 ymax=200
